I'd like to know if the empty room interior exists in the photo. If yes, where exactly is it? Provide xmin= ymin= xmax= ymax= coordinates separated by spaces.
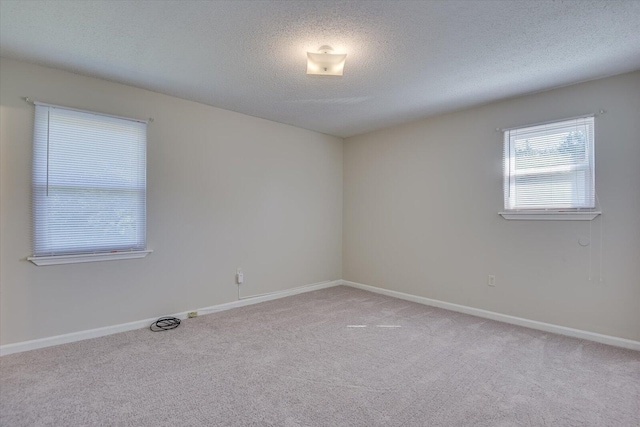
xmin=1 ymin=1 xmax=639 ymax=426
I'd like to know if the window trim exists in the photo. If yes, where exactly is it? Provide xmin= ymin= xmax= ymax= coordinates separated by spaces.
xmin=28 ymin=100 xmax=151 ymax=264
xmin=498 ymin=211 xmax=601 ymax=221
xmin=28 ymin=250 xmax=153 ymax=266
xmin=501 ymin=115 xmax=598 ymax=220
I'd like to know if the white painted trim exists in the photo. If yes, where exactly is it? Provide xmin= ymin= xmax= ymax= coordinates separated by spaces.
xmin=28 ymin=250 xmax=153 ymax=266
xmin=499 ymin=211 xmax=601 ymax=221
xmin=5 ymin=279 xmax=634 ymax=356
xmin=499 ymin=113 xmax=597 ymax=132
xmin=341 ymin=280 xmax=640 ymax=351
xmin=0 ymin=279 xmax=341 ymax=356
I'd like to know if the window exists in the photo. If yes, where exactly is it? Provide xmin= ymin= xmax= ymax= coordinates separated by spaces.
xmin=501 ymin=116 xmax=599 ymax=220
xmin=29 ymin=103 xmax=150 ymax=265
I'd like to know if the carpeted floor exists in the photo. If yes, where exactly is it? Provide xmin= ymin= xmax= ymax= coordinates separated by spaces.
xmin=1 ymin=286 xmax=639 ymax=426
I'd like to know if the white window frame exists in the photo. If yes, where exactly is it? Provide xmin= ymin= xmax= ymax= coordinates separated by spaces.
xmin=27 ymin=101 xmax=152 ymax=266
xmin=499 ymin=115 xmax=601 ymax=221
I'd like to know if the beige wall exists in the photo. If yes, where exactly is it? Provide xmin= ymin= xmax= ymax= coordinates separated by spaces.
xmin=0 ymin=58 xmax=343 ymax=345
xmin=1 ymin=58 xmax=638 ymax=347
xmin=344 ymin=72 xmax=640 ymax=341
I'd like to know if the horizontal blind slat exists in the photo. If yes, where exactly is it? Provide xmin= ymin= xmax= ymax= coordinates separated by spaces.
xmin=33 ymin=105 xmax=147 ymax=256
xmin=504 ymin=117 xmax=595 ymax=210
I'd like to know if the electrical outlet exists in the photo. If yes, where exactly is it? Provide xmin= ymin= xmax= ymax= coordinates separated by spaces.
xmin=487 ymin=275 xmax=496 ymax=287
xmin=236 ymin=268 xmax=244 ymax=285
xmin=187 ymin=311 xmax=198 ymax=318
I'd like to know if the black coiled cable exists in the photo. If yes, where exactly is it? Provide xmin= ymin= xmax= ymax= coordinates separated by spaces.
xmin=150 ymin=316 xmax=181 ymax=332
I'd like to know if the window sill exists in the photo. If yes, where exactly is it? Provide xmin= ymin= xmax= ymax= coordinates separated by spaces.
xmin=27 ymin=250 xmax=153 ymax=266
xmin=499 ymin=211 xmax=601 ymax=221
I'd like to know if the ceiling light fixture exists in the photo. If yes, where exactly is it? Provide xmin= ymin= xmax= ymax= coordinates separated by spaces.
xmin=306 ymin=46 xmax=347 ymax=76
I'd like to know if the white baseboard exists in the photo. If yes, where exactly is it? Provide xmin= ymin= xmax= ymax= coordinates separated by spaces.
xmin=341 ymin=280 xmax=640 ymax=352
xmin=0 ymin=279 xmax=341 ymax=356
xmin=4 ymin=279 xmax=636 ymax=356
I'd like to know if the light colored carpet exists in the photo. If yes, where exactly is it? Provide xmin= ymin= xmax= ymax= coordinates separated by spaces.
xmin=1 ymin=285 xmax=639 ymax=426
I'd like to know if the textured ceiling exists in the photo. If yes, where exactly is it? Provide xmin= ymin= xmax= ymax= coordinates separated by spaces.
xmin=1 ymin=1 xmax=640 ymax=137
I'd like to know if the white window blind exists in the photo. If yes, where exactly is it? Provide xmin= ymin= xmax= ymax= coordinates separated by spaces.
xmin=503 ymin=116 xmax=595 ymax=211
xmin=33 ymin=104 xmax=147 ymax=256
